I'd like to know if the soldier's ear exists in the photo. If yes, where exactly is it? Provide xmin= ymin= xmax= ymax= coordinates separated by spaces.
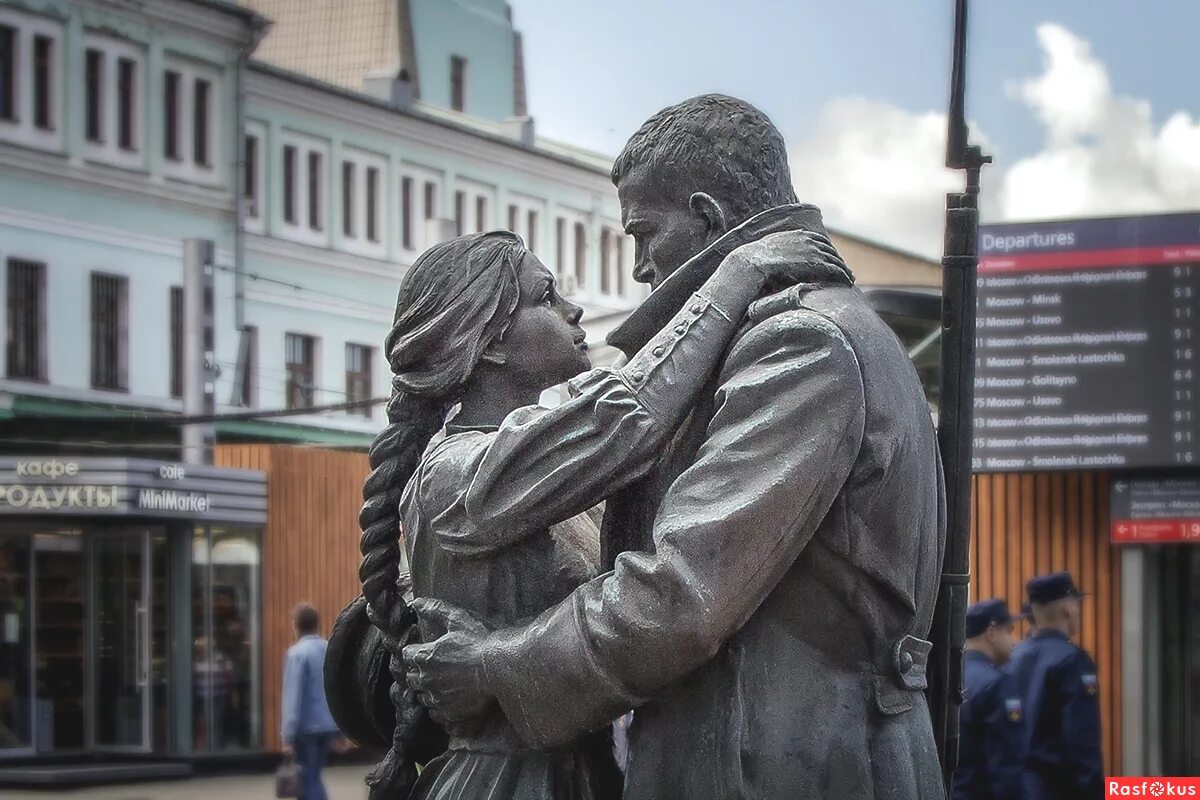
xmin=688 ymin=192 xmax=727 ymax=240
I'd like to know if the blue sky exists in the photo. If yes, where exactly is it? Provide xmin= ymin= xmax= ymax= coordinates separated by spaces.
xmin=509 ymin=0 xmax=1200 ymax=255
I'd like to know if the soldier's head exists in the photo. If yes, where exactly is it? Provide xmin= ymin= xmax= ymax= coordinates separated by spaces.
xmin=293 ymin=602 xmax=320 ymax=638
xmin=612 ymin=94 xmax=798 ymax=289
xmin=1027 ymin=572 xmax=1084 ymax=639
xmin=964 ymin=599 xmax=1016 ymax=664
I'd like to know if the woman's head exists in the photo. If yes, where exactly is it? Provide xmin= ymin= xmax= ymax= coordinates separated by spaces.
xmin=387 ymin=231 xmax=588 ymax=404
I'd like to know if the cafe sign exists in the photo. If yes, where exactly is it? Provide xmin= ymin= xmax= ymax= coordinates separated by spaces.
xmin=0 ymin=457 xmax=266 ymax=524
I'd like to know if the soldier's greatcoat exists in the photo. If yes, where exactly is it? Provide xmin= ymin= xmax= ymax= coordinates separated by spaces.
xmin=475 ymin=205 xmax=948 ymax=799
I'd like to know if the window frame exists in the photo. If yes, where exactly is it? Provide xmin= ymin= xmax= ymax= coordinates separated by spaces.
xmin=284 ymin=332 xmax=317 ymax=411
xmin=89 ymin=271 xmax=129 ymax=392
xmin=344 ymin=343 xmax=374 ymax=419
xmin=278 ymin=131 xmax=330 ymax=247
xmin=243 ymin=120 xmax=267 ymax=233
xmin=82 ymin=33 xmax=146 ymax=169
xmin=0 ymin=9 xmax=63 ymax=152
xmin=161 ymin=55 xmax=221 ymax=184
xmin=450 ymin=55 xmax=466 ymax=112
xmin=5 ymin=257 xmax=47 ymax=382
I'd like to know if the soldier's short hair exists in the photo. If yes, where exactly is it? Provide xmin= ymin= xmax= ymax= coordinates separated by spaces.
xmin=293 ymin=602 xmax=320 ymax=635
xmin=611 ymin=94 xmax=799 ymax=225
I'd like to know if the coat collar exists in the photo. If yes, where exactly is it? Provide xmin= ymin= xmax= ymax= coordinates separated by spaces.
xmin=606 ymin=204 xmax=852 ymax=357
xmin=964 ymin=649 xmax=996 ymax=668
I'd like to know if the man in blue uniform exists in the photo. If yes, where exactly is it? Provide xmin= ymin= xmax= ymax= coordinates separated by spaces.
xmin=954 ymin=598 xmax=1025 ymax=800
xmin=1008 ymin=572 xmax=1102 ymax=800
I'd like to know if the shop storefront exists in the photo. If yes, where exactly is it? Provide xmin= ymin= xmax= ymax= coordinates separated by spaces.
xmin=0 ymin=457 xmax=266 ymax=762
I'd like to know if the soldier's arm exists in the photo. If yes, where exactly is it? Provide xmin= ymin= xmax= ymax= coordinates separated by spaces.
xmin=425 ymin=264 xmax=773 ymax=557
xmin=472 ymin=310 xmax=866 ymax=747
xmin=982 ymin=674 xmax=1027 ymax=800
xmin=1059 ymin=651 xmax=1104 ymax=797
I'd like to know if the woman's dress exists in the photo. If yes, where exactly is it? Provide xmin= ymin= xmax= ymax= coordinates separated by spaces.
xmin=403 ymin=423 xmax=623 ymax=800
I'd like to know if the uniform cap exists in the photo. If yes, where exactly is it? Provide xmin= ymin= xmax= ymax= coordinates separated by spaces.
xmin=965 ymin=598 xmax=1013 ymax=638
xmin=1026 ymin=571 xmax=1084 ymax=605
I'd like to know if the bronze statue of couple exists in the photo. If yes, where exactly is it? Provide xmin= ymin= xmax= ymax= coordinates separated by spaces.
xmin=326 ymin=94 xmax=948 ymax=800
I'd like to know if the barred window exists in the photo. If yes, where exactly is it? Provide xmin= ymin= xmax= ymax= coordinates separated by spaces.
xmin=90 ymin=273 xmax=128 ymax=391
xmin=6 ymin=259 xmax=46 ymax=380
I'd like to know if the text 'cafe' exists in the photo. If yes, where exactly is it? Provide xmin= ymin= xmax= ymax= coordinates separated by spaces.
xmin=0 ymin=456 xmax=267 ymax=768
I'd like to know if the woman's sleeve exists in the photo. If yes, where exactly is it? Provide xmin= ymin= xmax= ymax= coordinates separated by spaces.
xmin=425 ymin=287 xmax=747 ymax=557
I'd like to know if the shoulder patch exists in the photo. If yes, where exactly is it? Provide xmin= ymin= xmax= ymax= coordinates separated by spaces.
xmin=1005 ymin=697 xmax=1024 ymax=722
xmin=1081 ymin=673 xmax=1099 ymax=696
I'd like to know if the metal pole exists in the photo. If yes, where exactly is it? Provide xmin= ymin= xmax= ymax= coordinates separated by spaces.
xmin=928 ymin=0 xmax=990 ymax=789
xmin=182 ymin=238 xmax=216 ymax=465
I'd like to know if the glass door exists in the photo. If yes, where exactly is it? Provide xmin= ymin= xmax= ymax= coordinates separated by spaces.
xmin=91 ymin=531 xmax=151 ymax=752
xmin=0 ymin=534 xmax=32 ymax=755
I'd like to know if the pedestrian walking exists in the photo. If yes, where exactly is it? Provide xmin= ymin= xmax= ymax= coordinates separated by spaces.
xmin=282 ymin=603 xmax=342 ymax=800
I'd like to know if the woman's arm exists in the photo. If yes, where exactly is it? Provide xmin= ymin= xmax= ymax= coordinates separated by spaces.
xmin=427 ymin=232 xmax=844 ymax=557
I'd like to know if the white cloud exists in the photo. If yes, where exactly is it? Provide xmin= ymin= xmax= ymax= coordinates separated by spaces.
xmin=787 ymin=22 xmax=1200 ymax=259
xmin=788 ymin=98 xmax=964 ymax=258
xmin=999 ymin=23 xmax=1200 ymax=221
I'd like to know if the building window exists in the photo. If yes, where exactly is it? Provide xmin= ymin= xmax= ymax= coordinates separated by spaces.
xmin=235 ymin=325 xmax=257 ymax=407
xmin=450 ymin=55 xmax=466 ymax=112
xmin=424 ymin=181 xmax=436 ymax=221
xmin=282 ymin=144 xmax=297 ymax=224
xmin=85 ymin=48 xmax=103 ymax=142
xmin=0 ymin=25 xmax=13 ymax=122
xmin=163 ymin=70 xmax=180 ymax=160
xmin=345 ymin=343 xmax=373 ymax=418
xmin=616 ymin=236 xmax=626 ymax=296
xmin=32 ymin=35 xmax=52 ymax=130
xmin=366 ymin=167 xmax=379 ymax=243
xmin=90 ymin=273 xmax=128 ymax=391
xmin=555 ymin=217 xmax=565 ymax=279
xmin=285 ymin=333 xmax=315 ymax=410
xmin=527 ymin=210 xmax=538 ymax=253
xmin=475 ymin=195 xmax=487 ymax=233
xmin=116 ymin=56 xmax=136 ymax=151
xmin=600 ymin=228 xmax=612 ymax=294
xmin=244 ymin=133 xmax=259 ymax=217
xmin=508 ymin=204 xmax=518 ymax=234
xmin=5 ymin=258 xmax=46 ymax=381
xmin=169 ymin=286 xmax=183 ymax=398
xmin=454 ymin=190 xmax=465 ymax=236
xmin=400 ymin=176 xmax=414 ymax=250
xmin=574 ymin=222 xmax=586 ymax=287
xmin=193 ymin=78 xmax=210 ymax=166
xmin=307 ymin=151 xmax=322 ymax=231
xmin=341 ymin=161 xmax=355 ymax=238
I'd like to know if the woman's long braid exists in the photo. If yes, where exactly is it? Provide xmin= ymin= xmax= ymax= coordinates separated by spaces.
xmin=360 ymin=385 xmax=450 ymax=799
xmin=352 ymin=231 xmax=524 ymax=798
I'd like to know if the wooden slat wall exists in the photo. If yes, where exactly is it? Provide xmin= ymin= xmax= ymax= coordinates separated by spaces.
xmin=215 ymin=444 xmax=370 ymax=752
xmin=970 ymin=471 xmax=1123 ymax=774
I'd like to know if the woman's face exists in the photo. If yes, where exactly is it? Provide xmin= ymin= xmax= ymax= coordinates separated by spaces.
xmin=492 ymin=252 xmax=589 ymax=392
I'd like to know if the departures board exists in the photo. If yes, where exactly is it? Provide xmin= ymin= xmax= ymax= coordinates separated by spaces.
xmin=973 ymin=212 xmax=1200 ymax=472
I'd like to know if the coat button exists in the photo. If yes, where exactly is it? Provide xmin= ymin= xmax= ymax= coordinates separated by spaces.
xmin=674 ymin=323 xmax=687 ymax=335
xmin=900 ymin=651 xmax=914 ymax=672
xmin=652 ymin=346 xmax=665 ymax=357
xmin=691 ymin=302 xmax=704 ymax=314
xmin=630 ymin=371 xmax=645 ymax=384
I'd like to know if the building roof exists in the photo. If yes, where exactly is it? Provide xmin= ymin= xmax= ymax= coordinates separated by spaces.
xmin=248 ymin=60 xmax=615 ymax=177
xmin=186 ymin=0 xmax=267 ymax=24
xmin=239 ymin=0 xmax=411 ymax=92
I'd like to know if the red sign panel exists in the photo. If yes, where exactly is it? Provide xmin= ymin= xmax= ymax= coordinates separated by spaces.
xmin=1111 ymin=477 xmax=1200 ymax=544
